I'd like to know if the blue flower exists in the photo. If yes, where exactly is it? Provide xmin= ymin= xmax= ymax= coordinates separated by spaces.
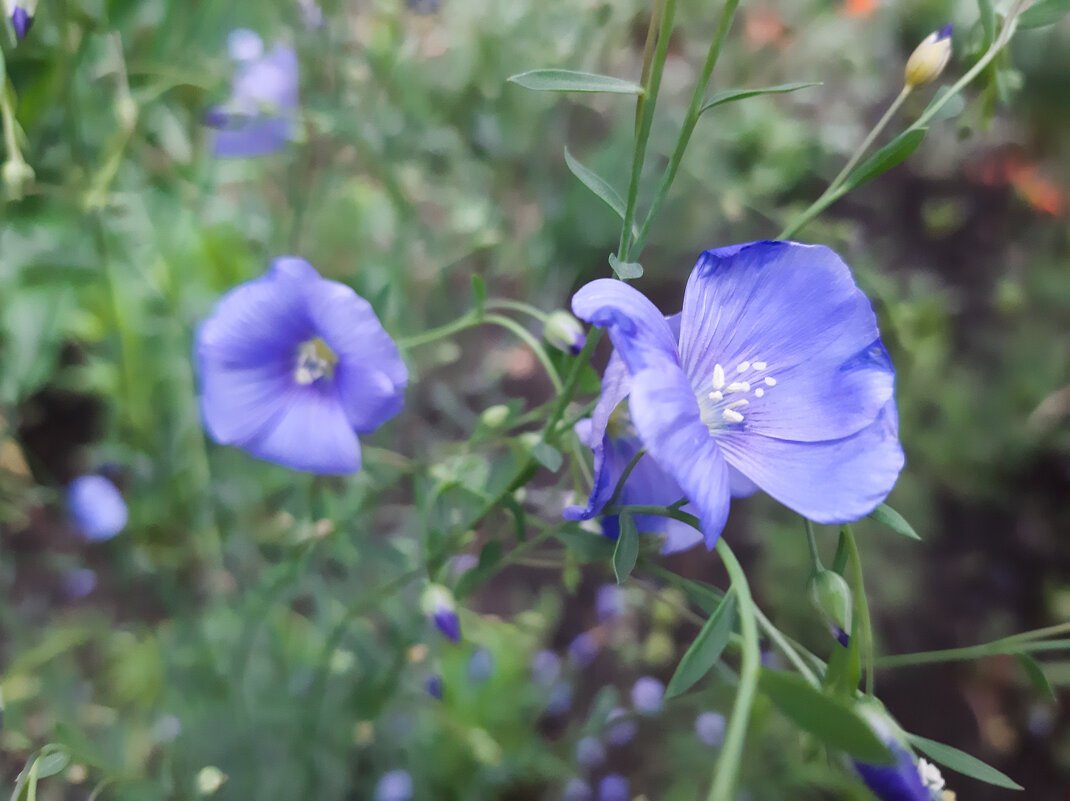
xmin=374 ymin=770 xmax=414 ymax=801
xmin=630 ymin=676 xmax=664 ymax=715
xmin=570 ymin=241 xmax=903 ymax=548
xmin=531 ymin=649 xmax=562 ymax=686
xmin=854 ymin=743 xmax=935 ymax=801
xmin=595 ymin=583 xmax=625 ymax=622
xmin=467 ymin=648 xmax=494 ymax=683
xmin=563 ymin=778 xmax=593 ymax=801
xmin=575 ymin=736 xmax=606 ymax=769
xmin=8 ymin=3 xmax=31 ymax=39
xmin=421 ymin=584 xmax=461 ymax=642
xmin=568 ymin=632 xmax=598 ymax=668
xmin=597 ymin=774 xmax=630 ymax=801
xmin=695 ymin=711 xmax=726 ymax=747
xmin=196 ymin=257 xmax=407 ymax=474
xmin=67 ymin=475 xmax=128 ymax=542
xmin=603 ymin=708 xmax=637 ymax=746
xmin=425 ymin=674 xmax=443 ymax=699
xmin=545 ymin=680 xmax=573 ymax=716
xmin=206 ymin=30 xmax=299 ymax=158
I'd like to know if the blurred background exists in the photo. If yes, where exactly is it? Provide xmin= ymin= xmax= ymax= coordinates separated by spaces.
xmin=0 ymin=0 xmax=1068 ymax=799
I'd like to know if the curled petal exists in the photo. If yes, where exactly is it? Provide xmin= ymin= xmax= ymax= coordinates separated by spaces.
xmin=572 ymin=279 xmax=679 ymax=373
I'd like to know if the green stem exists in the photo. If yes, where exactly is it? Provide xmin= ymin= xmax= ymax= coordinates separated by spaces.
xmin=753 ymin=605 xmax=820 ymax=687
xmin=708 ymin=538 xmax=760 ymax=801
xmin=842 ymin=524 xmax=875 ymax=695
xmin=618 ymin=0 xmax=676 ymax=261
xmin=485 ymin=298 xmax=549 ymax=323
xmin=397 ymin=311 xmax=479 ymax=349
xmin=632 ymin=0 xmax=741 ymax=257
xmin=484 ymin=313 xmax=564 ymax=393
xmin=878 ymin=637 xmax=1070 ymax=669
xmin=804 ymin=518 xmax=822 ymax=571
xmin=605 ymin=448 xmax=646 ymax=508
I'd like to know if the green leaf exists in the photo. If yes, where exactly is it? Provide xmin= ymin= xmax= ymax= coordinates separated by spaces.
xmin=471 ymin=274 xmax=486 ymax=315
xmin=926 ymin=86 xmax=967 ymax=122
xmin=508 ymin=69 xmax=644 ymax=94
xmin=844 ymin=128 xmax=927 ymax=192
xmin=1014 ymin=652 xmax=1056 ymax=702
xmin=868 ymin=503 xmax=921 ymax=541
xmin=532 ymin=442 xmax=563 ymax=472
xmin=758 ymin=670 xmax=894 ymax=764
xmin=666 ymin=591 xmax=737 ymax=697
xmin=1018 ymin=0 xmax=1070 ymax=29
xmin=699 ymin=82 xmax=821 ymax=115
xmin=564 ymin=147 xmax=628 ymax=223
xmin=612 ymin=514 xmax=639 ymax=584
xmin=908 ymin=734 xmax=1023 ymax=790
xmin=608 ymin=253 xmax=643 ymax=280
xmin=33 ymin=749 xmax=70 ymax=780
xmin=553 ymin=524 xmax=616 ymax=563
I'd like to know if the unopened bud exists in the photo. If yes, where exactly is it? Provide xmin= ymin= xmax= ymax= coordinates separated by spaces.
xmin=905 ymin=24 xmax=953 ymax=87
xmin=195 ymin=767 xmax=227 ymax=796
xmin=2 ymin=159 xmax=34 ymax=198
xmin=421 ymin=584 xmax=460 ymax=642
xmin=809 ymin=568 xmax=852 ymax=646
xmin=480 ymin=404 xmax=510 ymax=428
xmin=10 ymin=5 xmax=33 ymax=41
xmin=543 ymin=310 xmax=587 ymax=355
xmin=117 ymin=94 xmax=138 ymax=134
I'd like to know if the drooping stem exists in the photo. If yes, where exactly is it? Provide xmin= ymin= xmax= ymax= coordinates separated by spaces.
xmin=707 ymin=537 xmax=760 ymax=801
xmin=804 ymin=517 xmax=822 ymax=571
xmin=842 ymin=524 xmax=875 ymax=695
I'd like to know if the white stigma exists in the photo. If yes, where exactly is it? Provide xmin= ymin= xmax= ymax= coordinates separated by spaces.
xmin=712 ymin=364 xmax=725 ymax=391
xmin=294 ymin=339 xmax=336 ymax=385
xmin=708 ymin=390 xmax=724 ymax=401
xmin=700 ymin=360 xmax=775 ymax=430
xmin=764 ymin=376 xmax=776 ymax=387
xmin=917 ymin=760 xmax=945 ymax=792
xmin=754 ymin=388 xmax=765 ymax=398
xmin=722 ymin=409 xmax=744 ymax=424
xmin=737 ymin=361 xmax=750 ymax=372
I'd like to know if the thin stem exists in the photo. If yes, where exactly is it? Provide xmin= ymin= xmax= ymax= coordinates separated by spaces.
xmin=634 ymin=0 xmax=664 ymax=137
xmin=618 ymin=0 xmax=676 ymax=261
xmin=397 ymin=311 xmax=479 ymax=349
xmin=804 ymin=518 xmax=822 ymax=571
xmin=707 ymin=538 xmax=760 ymax=801
xmin=842 ymin=525 xmax=875 ymax=695
xmin=605 ymin=448 xmax=646 ymax=508
xmin=633 ymin=0 xmax=741 ymax=256
xmin=485 ymin=298 xmax=549 ymax=324
xmin=878 ymin=636 xmax=1070 ymax=669
xmin=753 ymin=605 xmax=820 ymax=687
xmin=484 ymin=313 xmax=564 ymax=393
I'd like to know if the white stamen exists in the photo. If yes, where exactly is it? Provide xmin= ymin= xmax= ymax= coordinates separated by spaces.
xmin=725 ymin=381 xmax=751 ymax=393
xmin=737 ymin=361 xmax=750 ymax=372
xmin=712 ymin=364 xmax=725 ymax=391
xmin=722 ymin=409 xmax=744 ymax=424
xmin=764 ymin=377 xmax=777 ymax=387
xmin=708 ymin=390 xmax=724 ymax=401
xmin=754 ymin=388 xmax=765 ymax=398
xmin=725 ymin=399 xmax=749 ymax=410
xmin=752 ymin=361 xmax=767 ymax=370
xmin=917 ymin=760 xmax=945 ymax=792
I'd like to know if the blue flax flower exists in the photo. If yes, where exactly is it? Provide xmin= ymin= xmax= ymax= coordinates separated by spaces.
xmin=67 ymin=475 xmax=128 ymax=541
xmin=206 ymin=30 xmax=299 ymax=158
xmin=854 ymin=704 xmax=946 ymax=800
xmin=374 ymin=770 xmax=414 ymax=801
xmin=569 ymin=241 xmax=903 ymax=548
xmin=598 ymin=774 xmax=630 ymax=801
xmin=196 ymin=257 xmax=406 ymax=474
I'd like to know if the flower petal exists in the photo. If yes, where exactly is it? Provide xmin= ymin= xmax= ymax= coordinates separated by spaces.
xmin=572 ymin=279 xmax=679 ymax=372
xmin=716 ymin=401 xmax=904 ymax=524
xmin=307 ymin=277 xmax=408 ymax=433
xmin=681 ymin=241 xmax=892 ymax=441
xmin=242 ymin=382 xmax=362 ymax=474
xmin=628 ymin=360 xmax=731 ymax=548
xmin=213 ymin=117 xmax=293 ymax=158
xmin=199 ymin=357 xmax=295 ymax=446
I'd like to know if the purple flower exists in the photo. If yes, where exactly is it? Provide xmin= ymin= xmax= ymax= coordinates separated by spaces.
xmin=467 ymin=648 xmax=494 ymax=683
xmin=64 ymin=568 xmax=98 ymax=600
xmin=597 ymin=774 xmax=629 ymax=801
xmin=568 ymin=632 xmax=598 ymax=668
xmin=604 ymin=708 xmax=637 ymax=747
xmin=575 ymin=736 xmax=606 ymax=769
xmin=563 ymin=778 xmax=593 ymax=801
xmin=695 ymin=711 xmax=725 ymax=747
xmin=595 ymin=584 xmax=625 ymax=623
xmin=570 ymin=241 xmax=903 ymax=548
xmin=630 ymin=676 xmax=664 ymax=715
xmin=531 ymin=649 xmax=562 ymax=686
xmin=374 ymin=770 xmax=414 ymax=801
xmin=545 ymin=680 xmax=573 ymax=716
xmin=67 ymin=475 xmax=128 ymax=542
xmin=421 ymin=585 xmax=461 ymax=642
xmin=206 ymin=30 xmax=299 ymax=158
xmin=9 ymin=3 xmax=31 ymax=39
xmin=196 ymin=257 xmax=406 ymax=474
xmin=854 ymin=743 xmax=933 ymax=801
xmin=425 ymin=674 xmax=443 ymax=699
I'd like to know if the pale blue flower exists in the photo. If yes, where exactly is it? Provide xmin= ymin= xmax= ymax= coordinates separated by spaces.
xmin=374 ymin=770 xmax=413 ymax=801
xmin=575 ymin=736 xmax=605 ymax=769
xmin=196 ymin=257 xmax=406 ymax=474
xmin=630 ymin=676 xmax=664 ymax=715
xmin=563 ymin=778 xmax=593 ymax=801
xmin=570 ymin=241 xmax=903 ymax=548
xmin=531 ymin=649 xmax=562 ymax=687
xmin=598 ymin=774 xmax=629 ymax=801
xmin=67 ymin=475 xmax=127 ymax=541
xmin=604 ymin=708 xmax=637 ymax=746
xmin=695 ymin=711 xmax=725 ymax=747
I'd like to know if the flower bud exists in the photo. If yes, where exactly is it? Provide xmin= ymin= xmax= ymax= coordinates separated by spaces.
xmin=543 ymin=310 xmax=587 ymax=355
xmin=809 ymin=568 xmax=852 ymax=646
xmin=2 ymin=159 xmax=35 ymax=199
xmin=904 ymin=24 xmax=953 ymax=87
xmin=195 ymin=767 xmax=227 ymax=796
xmin=9 ymin=4 xmax=32 ymax=41
xmin=420 ymin=584 xmax=461 ymax=642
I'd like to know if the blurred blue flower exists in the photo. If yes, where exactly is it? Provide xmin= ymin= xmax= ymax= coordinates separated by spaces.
xmin=595 ymin=584 xmax=625 ymax=623
xmin=854 ymin=743 xmax=933 ymax=801
xmin=467 ymin=648 xmax=494 ymax=683
xmin=570 ymin=241 xmax=903 ymax=548
xmin=206 ymin=30 xmax=299 ymax=158
xmin=196 ymin=257 xmax=406 ymax=474
xmin=597 ymin=774 xmax=629 ymax=801
xmin=297 ymin=0 xmax=324 ymax=29
xmin=563 ymin=778 xmax=593 ymax=801
xmin=531 ymin=649 xmax=562 ymax=687
xmin=422 ymin=584 xmax=461 ymax=642
xmin=374 ymin=770 xmax=413 ymax=801
xmin=604 ymin=708 xmax=637 ymax=747
xmin=575 ymin=736 xmax=606 ymax=770
xmin=63 ymin=568 xmax=97 ymax=600
xmin=568 ymin=632 xmax=598 ymax=668
xmin=425 ymin=674 xmax=443 ymax=700
xmin=695 ymin=711 xmax=725 ymax=747
xmin=545 ymin=680 xmax=573 ymax=716
xmin=67 ymin=475 xmax=128 ymax=542
xmin=8 ymin=2 xmax=31 ymax=39
xmin=630 ymin=676 xmax=664 ymax=715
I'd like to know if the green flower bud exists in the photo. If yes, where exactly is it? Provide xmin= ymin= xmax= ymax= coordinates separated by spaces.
xmin=542 ymin=310 xmax=587 ymax=355
xmin=480 ymin=404 xmax=510 ymax=428
xmin=2 ymin=159 xmax=34 ymax=199
xmin=905 ymin=24 xmax=953 ymax=88
xmin=809 ymin=568 xmax=852 ymax=646
xmin=195 ymin=767 xmax=227 ymax=796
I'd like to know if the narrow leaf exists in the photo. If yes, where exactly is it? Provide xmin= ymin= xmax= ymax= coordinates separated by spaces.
xmin=759 ymin=670 xmax=894 ymax=764
xmin=1018 ymin=0 xmax=1070 ymax=29
xmin=532 ymin=442 xmax=563 ymax=472
xmin=564 ymin=147 xmax=627 ymax=222
xmin=699 ymin=82 xmax=821 ymax=115
xmin=613 ymin=514 xmax=639 ymax=584
xmin=666 ymin=591 xmax=737 ymax=697
xmin=908 ymin=734 xmax=1023 ymax=790
xmin=869 ymin=503 xmax=921 ymax=541
xmin=844 ymin=128 xmax=927 ymax=191
xmin=471 ymin=274 xmax=486 ymax=315
xmin=508 ymin=69 xmax=644 ymax=94
xmin=608 ymin=253 xmax=643 ymax=280
xmin=1014 ymin=652 xmax=1056 ymax=702
xmin=32 ymin=750 xmax=69 ymax=780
